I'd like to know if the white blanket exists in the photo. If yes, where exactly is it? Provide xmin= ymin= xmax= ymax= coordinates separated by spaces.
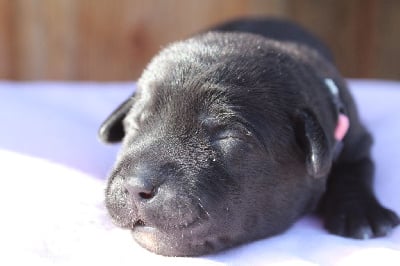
xmin=0 ymin=80 xmax=399 ymax=265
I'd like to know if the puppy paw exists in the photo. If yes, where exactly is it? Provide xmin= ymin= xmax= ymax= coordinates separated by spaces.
xmin=323 ymin=199 xmax=400 ymax=239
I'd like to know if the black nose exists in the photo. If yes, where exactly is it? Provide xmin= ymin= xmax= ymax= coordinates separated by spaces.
xmin=124 ymin=176 xmax=157 ymax=200
xmin=123 ymin=166 xmax=165 ymax=201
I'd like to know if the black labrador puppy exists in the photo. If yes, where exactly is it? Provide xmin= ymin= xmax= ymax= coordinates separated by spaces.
xmin=99 ymin=18 xmax=399 ymax=256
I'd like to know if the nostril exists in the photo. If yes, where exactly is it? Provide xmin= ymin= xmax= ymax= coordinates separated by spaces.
xmin=124 ymin=164 xmax=166 ymax=201
xmin=138 ymin=191 xmax=154 ymax=200
xmin=124 ymin=179 xmax=157 ymax=201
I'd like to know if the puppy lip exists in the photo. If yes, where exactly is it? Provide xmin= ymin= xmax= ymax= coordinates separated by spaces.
xmin=132 ymin=217 xmax=203 ymax=232
xmin=130 ymin=218 xmax=211 ymax=256
xmin=131 ymin=223 xmax=157 ymax=235
xmin=130 ymin=219 xmax=159 ymax=238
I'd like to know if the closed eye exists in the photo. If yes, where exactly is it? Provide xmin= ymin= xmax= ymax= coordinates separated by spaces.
xmin=211 ymin=124 xmax=264 ymax=152
xmin=214 ymin=129 xmax=248 ymax=141
xmin=201 ymin=117 xmax=254 ymax=141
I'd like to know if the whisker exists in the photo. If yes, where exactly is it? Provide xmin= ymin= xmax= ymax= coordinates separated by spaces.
xmin=197 ymin=199 xmax=210 ymax=218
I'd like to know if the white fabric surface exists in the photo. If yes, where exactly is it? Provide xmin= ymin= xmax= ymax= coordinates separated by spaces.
xmin=0 ymin=80 xmax=399 ymax=265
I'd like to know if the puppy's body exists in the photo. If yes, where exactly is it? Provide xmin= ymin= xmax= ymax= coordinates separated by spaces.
xmin=100 ymin=18 xmax=399 ymax=256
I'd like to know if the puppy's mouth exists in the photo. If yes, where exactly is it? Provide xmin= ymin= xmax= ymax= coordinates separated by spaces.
xmin=131 ymin=216 xmax=202 ymax=232
xmin=130 ymin=216 xmax=222 ymax=256
xmin=133 ymin=219 xmax=146 ymax=228
xmin=131 ymin=219 xmax=157 ymax=236
xmin=130 ymin=218 xmax=150 ymax=232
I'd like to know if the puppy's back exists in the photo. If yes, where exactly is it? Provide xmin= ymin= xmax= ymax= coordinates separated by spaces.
xmin=209 ymin=17 xmax=334 ymax=63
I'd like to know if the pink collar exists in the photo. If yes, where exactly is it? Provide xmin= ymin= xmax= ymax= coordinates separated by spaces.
xmin=335 ymin=113 xmax=349 ymax=141
xmin=324 ymin=78 xmax=350 ymax=142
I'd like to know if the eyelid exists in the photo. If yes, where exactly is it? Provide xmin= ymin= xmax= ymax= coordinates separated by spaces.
xmin=212 ymin=124 xmax=253 ymax=142
xmin=217 ymin=124 xmax=243 ymax=135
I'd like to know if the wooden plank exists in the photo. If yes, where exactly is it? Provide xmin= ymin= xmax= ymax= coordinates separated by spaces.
xmin=14 ymin=0 xmax=77 ymax=80
xmin=354 ymin=0 xmax=378 ymax=78
xmin=0 ymin=0 xmax=13 ymax=79
xmin=375 ymin=0 xmax=400 ymax=79
xmin=285 ymin=0 xmax=385 ymax=79
xmin=74 ymin=0 xmax=290 ymax=80
xmin=286 ymin=0 xmax=360 ymax=77
xmin=4 ymin=0 xmax=399 ymax=80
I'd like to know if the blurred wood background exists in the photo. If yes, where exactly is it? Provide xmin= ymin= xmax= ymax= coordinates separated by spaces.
xmin=0 ymin=0 xmax=399 ymax=81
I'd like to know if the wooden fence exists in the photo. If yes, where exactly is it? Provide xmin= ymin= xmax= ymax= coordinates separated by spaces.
xmin=0 ymin=0 xmax=399 ymax=81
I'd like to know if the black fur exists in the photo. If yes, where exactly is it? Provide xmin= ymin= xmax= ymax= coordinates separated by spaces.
xmin=99 ymin=18 xmax=399 ymax=256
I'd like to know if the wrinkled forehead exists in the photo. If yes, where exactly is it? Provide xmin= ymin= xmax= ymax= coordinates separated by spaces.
xmin=129 ymin=33 xmax=297 ymax=136
xmin=131 ymin=82 xmax=237 ymax=131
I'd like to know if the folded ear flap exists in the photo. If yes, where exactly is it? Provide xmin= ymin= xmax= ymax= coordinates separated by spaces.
xmin=98 ymin=96 xmax=135 ymax=143
xmin=294 ymin=109 xmax=333 ymax=178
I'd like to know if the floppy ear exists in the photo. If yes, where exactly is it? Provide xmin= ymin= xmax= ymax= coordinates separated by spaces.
xmin=294 ymin=109 xmax=333 ymax=178
xmin=98 ymin=96 xmax=135 ymax=143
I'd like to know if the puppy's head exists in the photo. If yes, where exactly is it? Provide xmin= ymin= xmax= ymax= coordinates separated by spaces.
xmin=100 ymin=32 xmax=334 ymax=256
